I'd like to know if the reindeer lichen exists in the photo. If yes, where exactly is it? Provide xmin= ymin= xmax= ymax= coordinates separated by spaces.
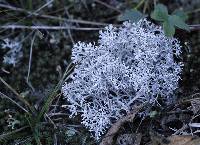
xmin=62 ymin=19 xmax=183 ymax=140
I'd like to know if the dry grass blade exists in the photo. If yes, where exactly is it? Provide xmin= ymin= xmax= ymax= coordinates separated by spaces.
xmin=0 ymin=126 xmax=29 ymax=140
xmin=0 ymin=91 xmax=28 ymax=113
xmin=26 ymin=32 xmax=36 ymax=91
xmin=0 ymin=77 xmax=35 ymax=114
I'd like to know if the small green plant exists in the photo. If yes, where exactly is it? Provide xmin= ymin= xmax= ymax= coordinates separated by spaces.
xmin=119 ymin=3 xmax=189 ymax=37
xmin=118 ymin=9 xmax=146 ymax=23
xmin=151 ymin=4 xmax=189 ymax=37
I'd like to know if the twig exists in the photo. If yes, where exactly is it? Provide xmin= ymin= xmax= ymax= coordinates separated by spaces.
xmin=40 ymin=15 xmax=109 ymax=26
xmin=94 ymin=0 xmax=121 ymax=13
xmin=0 ymin=91 xmax=28 ymax=113
xmin=45 ymin=113 xmax=56 ymax=129
xmin=48 ymin=112 xmax=70 ymax=117
xmin=0 ymin=25 xmax=102 ymax=31
xmin=0 ymin=3 xmax=109 ymax=26
xmin=1 ymin=23 xmax=198 ymax=32
xmin=100 ymin=104 xmax=144 ymax=145
xmin=189 ymin=24 xmax=200 ymax=31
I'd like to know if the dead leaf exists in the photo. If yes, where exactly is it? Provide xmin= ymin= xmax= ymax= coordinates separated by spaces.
xmin=167 ymin=135 xmax=200 ymax=145
xmin=150 ymin=132 xmax=200 ymax=145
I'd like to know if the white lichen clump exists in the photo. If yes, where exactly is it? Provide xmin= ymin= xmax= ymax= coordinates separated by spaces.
xmin=62 ymin=19 xmax=183 ymax=140
xmin=1 ymin=38 xmax=23 ymax=66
